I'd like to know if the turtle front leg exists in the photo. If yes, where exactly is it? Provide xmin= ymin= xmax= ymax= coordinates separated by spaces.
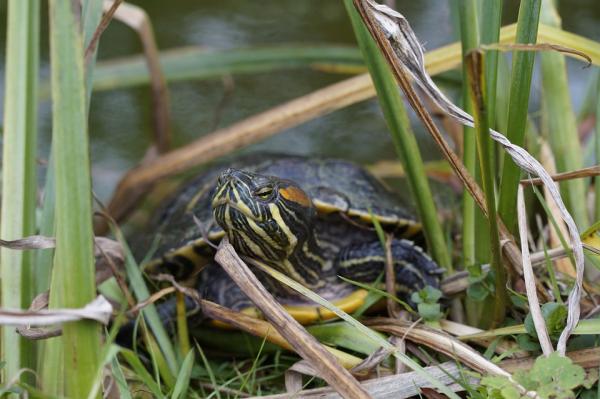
xmin=335 ymin=239 xmax=443 ymax=296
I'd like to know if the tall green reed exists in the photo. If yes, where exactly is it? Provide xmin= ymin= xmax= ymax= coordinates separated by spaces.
xmin=540 ymin=0 xmax=588 ymax=230
xmin=498 ymin=0 xmax=542 ymax=232
xmin=1 ymin=0 xmax=39 ymax=383
xmin=455 ymin=0 xmax=479 ymax=274
xmin=44 ymin=0 xmax=101 ymax=396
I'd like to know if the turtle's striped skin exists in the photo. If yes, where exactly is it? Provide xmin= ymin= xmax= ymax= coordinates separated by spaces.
xmin=139 ymin=155 xmax=441 ymax=322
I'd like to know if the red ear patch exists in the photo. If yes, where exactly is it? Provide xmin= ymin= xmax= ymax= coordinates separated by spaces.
xmin=279 ymin=186 xmax=311 ymax=207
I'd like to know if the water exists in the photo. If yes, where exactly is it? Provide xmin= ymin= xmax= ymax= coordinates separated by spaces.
xmin=0 ymin=1 xmax=598 ymax=202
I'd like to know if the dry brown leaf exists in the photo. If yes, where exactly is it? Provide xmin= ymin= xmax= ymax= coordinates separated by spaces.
xmin=0 ymin=295 xmax=112 ymax=326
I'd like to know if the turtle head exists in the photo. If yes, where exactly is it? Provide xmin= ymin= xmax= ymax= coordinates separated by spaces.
xmin=211 ymin=168 xmax=315 ymax=262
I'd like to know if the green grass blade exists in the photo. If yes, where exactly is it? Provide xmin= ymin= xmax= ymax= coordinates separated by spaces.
xmin=455 ymin=0 xmax=479 ymax=272
xmin=479 ymin=0 xmax=503 ymax=130
xmin=1 ymin=0 xmax=39 ymax=383
xmin=344 ymin=0 xmax=452 ymax=269
xmin=143 ymin=326 xmax=177 ymax=389
xmin=540 ymin=239 xmax=562 ymax=304
xmin=196 ymin=343 xmax=222 ymax=399
xmin=308 ymin=322 xmax=382 ymax=356
xmin=39 ymin=1 xmax=103 ymax=388
xmin=479 ymin=5 xmax=503 ymax=304
xmin=539 ymin=0 xmax=588 ymax=229
xmin=465 ymin=52 xmax=506 ymax=325
xmin=47 ymin=0 xmax=101 ymax=395
xmin=88 ymin=45 xmax=363 ymax=91
xmin=82 ymin=0 xmax=104 ymax=107
xmin=113 ymin=228 xmax=179 ymax=376
xmin=86 ymin=344 xmax=121 ymax=399
xmin=238 ymin=335 xmax=268 ymax=394
xmin=111 ymin=357 xmax=133 ymax=399
xmin=498 ymin=0 xmax=542 ymax=233
xmin=171 ymin=350 xmax=194 ymax=399
xmin=34 ymin=165 xmax=55 ymax=295
xmin=121 ymin=349 xmax=166 ymax=398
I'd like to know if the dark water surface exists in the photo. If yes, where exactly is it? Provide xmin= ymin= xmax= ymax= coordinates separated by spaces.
xmin=0 ymin=1 xmax=598 ymax=201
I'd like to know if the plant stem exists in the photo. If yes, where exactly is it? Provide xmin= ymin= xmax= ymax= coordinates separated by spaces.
xmin=539 ymin=0 xmax=588 ymax=229
xmin=480 ymin=0 xmax=503 ymax=130
xmin=1 ymin=0 xmax=39 ymax=384
xmin=497 ymin=0 xmax=542 ymax=233
xmin=466 ymin=51 xmax=507 ymax=326
xmin=455 ymin=0 xmax=479 ymax=271
xmin=48 ymin=0 xmax=101 ymax=395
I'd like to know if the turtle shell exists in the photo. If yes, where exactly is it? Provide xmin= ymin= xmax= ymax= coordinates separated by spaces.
xmin=138 ymin=155 xmax=421 ymax=278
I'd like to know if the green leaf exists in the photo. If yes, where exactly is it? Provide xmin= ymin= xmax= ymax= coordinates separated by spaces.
xmin=171 ymin=350 xmax=195 ymax=399
xmin=513 ymin=369 xmax=537 ymax=391
xmin=516 ymin=334 xmax=541 ymax=352
xmin=423 ymin=286 xmax=443 ymax=303
xmin=308 ymin=322 xmax=382 ymax=356
xmin=112 ymin=227 xmax=178 ymax=377
xmin=531 ymin=353 xmax=584 ymax=389
xmin=88 ymin=45 xmax=364 ymax=92
xmin=1 ymin=0 xmax=40 ymax=381
xmin=524 ymin=302 xmax=567 ymax=339
xmin=411 ymin=286 xmax=442 ymax=306
xmin=121 ymin=349 xmax=166 ymax=399
xmin=480 ymin=376 xmax=522 ymax=399
xmin=111 ymin=357 xmax=133 ymax=399
xmin=46 ymin=0 xmax=101 ymax=395
xmin=509 ymin=293 xmax=529 ymax=310
xmin=467 ymin=283 xmax=489 ymax=302
xmin=539 ymin=0 xmax=588 ymax=229
xmin=417 ymin=303 xmax=442 ymax=322
xmin=498 ymin=0 xmax=542 ymax=232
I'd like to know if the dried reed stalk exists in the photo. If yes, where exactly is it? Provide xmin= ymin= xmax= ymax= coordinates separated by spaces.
xmin=214 ymin=238 xmax=371 ymax=399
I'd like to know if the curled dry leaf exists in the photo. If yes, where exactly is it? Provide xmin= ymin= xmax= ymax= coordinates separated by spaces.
xmin=350 ymin=335 xmax=399 ymax=374
xmin=517 ymin=186 xmax=554 ymax=356
xmin=0 ymin=234 xmax=125 ymax=286
xmin=94 ymin=236 xmax=125 ymax=285
xmin=0 ymin=235 xmax=55 ymax=250
xmin=285 ymin=360 xmax=318 ymax=394
xmin=16 ymin=292 xmax=61 ymax=340
xmin=0 ymin=295 xmax=113 ymax=326
xmin=480 ymin=42 xmax=592 ymax=67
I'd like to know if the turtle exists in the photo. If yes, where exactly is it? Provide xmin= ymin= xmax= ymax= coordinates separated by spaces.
xmin=138 ymin=154 xmax=442 ymax=325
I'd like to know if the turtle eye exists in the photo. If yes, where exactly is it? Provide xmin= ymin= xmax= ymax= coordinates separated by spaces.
xmin=254 ymin=186 xmax=275 ymax=200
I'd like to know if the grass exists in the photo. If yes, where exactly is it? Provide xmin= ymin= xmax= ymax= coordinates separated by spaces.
xmin=539 ymin=1 xmax=588 ymax=230
xmin=1 ymin=0 xmax=39 ymax=384
xmin=455 ymin=0 xmax=480 ymax=277
xmin=497 ymin=0 xmax=542 ymax=233
xmin=43 ymin=0 xmax=101 ymax=396
xmin=1 ymin=1 xmax=600 ymax=397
